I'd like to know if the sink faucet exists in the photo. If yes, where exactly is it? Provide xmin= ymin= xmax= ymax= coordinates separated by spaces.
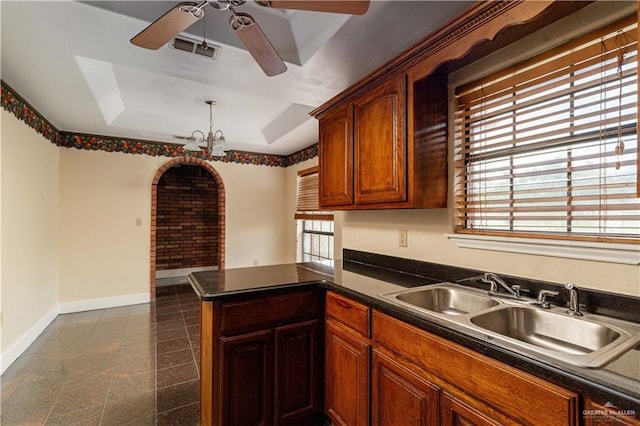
xmin=482 ymin=273 xmax=522 ymax=299
xmin=565 ymin=283 xmax=583 ymax=316
xmin=536 ymin=289 xmax=559 ymax=309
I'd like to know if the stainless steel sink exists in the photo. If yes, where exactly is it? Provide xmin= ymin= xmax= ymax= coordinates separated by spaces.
xmin=394 ymin=285 xmax=499 ymax=315
xmin=469 ymin=305 xmax=640 ymax=367
xmin=378 ymin=283 xmax=640 ymax=368
xmin=396 ymin=287 xmax=498 ymax=315
xmin=470 ymin=306 xmax=621 ymax=355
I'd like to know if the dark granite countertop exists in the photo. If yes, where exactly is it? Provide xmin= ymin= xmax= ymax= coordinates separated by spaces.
xmin=189 ymin=262 xmax=333 ymax=300
xmin=188 ymin=259 xmax=640 ymax=415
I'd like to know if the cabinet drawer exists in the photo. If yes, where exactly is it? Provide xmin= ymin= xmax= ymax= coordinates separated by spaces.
xmin=326 ymin=291 xmax=370 ymax=337
xmin=220 ymin=290 xmax=321 ymax=335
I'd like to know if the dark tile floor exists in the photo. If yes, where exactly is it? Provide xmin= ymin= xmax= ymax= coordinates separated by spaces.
xmin=1 ymin=284 xmax=201 ymax=425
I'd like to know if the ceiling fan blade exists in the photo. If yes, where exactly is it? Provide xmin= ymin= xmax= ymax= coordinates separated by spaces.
xmin=257 ymin=1 xmax=370 ymax=15
xmin=230 ymin=13 xmax=287 ymax=76
xmin=131 ymin=2 xmax=205 ymax=50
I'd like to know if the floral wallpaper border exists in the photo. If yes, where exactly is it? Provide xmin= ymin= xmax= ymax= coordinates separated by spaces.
xmin=1 ymin=80 xmax=317 ymax=167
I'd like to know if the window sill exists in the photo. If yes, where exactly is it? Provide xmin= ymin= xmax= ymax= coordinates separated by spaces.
xmin=445 ymin=233 xmax=640 ymax=265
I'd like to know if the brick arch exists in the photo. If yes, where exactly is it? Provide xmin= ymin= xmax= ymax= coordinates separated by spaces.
xmin=150 ymin=157 xmax=226 ymax=299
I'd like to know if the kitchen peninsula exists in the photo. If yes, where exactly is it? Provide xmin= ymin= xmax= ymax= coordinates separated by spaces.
xmin=189 ymin=251 xmax=640 ymax=426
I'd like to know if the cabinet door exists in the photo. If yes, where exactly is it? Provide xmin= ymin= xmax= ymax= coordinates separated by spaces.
xmin=372 ymin=350 xmax=439 ymax=426
xmin=441 ymin=392 xmax=504 ymax=426
xmin=319 ymin=104 xmax=354 ymax=207
xmin=584 ymin=400 xmax=640 ymax=426
xmin=275 ymin=320 xmax=321 ymax=426
xmin=221 ymin=330 xmax=274 ymax=426
xmin=353 ymin=74 xmax=406 ymax=205
xmin=325 ymin=320 xmax=370 ymax=426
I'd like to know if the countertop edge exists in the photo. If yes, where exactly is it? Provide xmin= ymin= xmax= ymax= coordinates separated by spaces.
xmin=187 ymin=268 xmax=640 ymax=414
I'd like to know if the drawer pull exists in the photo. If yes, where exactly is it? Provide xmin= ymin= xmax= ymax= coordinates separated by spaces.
xmin=335 ymin=299 xmax=353 ymax=309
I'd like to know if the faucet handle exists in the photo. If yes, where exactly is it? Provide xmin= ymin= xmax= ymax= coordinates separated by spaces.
xmin=536 ymin=289 xmax=559 ymax=309
xmin=511 ymin=285 xmax=528 ymax=298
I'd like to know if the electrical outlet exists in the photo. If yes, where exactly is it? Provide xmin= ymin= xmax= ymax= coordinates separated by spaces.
xmin=253 ymin=260 xmax=259 ymax=266
xmin=135 ymin=218 xmax=142 ymax=227
xmin=399 ymin=229 xmax=408 ymax=247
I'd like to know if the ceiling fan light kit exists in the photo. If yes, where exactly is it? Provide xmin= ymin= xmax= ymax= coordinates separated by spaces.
xmin=130 ymin=0 xmax=370 ymax=76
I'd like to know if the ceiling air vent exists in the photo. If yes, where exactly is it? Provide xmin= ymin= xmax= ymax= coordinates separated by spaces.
xmin=170 ymin=36 xmax=220 ymax=60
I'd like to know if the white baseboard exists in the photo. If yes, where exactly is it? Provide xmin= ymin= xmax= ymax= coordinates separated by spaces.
xmin=2 ymin=292 xmax=151 ymax=374
xmin=156 ymin=266 xmax=217 ymax=279
xmin=58 ymin=292 xmax=150 ymax=314
xmin=1 ymin=306 xmax=59 ymax=374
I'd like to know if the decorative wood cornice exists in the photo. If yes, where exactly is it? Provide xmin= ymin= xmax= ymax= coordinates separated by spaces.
xmin=1 ymin=80 xmax=317 ymax=167
xmin=310 ymin=0 xmax=589 ymax=118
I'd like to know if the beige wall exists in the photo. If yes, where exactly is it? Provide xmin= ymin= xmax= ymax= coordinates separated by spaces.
xmin=57 ymin=148 xmax=293 ymax=303
xmin=58 ymin=149 xmax=157 ymax=304
xmin=2 ymin=113 xmax=296 ymax=367
xmin=214 ymin=160 xmax=290 ymax=268
xmin=1 ymin=111 xmax=60 ymax=357
xmin=341 ymin=209 xmax=640 ymax=296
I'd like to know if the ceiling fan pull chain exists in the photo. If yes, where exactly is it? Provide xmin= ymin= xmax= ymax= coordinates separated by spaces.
xmin=201 ymin=11 xmax=208 ymax=50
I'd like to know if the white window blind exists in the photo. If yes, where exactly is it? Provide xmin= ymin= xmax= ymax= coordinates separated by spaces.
xmin=454 ymin=16 xmax=639 ymax=243
xmin=295 ymin=166 xmax=333 ymax=221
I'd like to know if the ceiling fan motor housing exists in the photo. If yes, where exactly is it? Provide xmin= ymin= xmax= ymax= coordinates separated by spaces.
xmin=208 ymin=0 xmax=246 ymax=11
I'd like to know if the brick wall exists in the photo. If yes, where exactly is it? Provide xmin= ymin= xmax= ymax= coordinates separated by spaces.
xmin=156 ymin=165 xmax=219 ymax=270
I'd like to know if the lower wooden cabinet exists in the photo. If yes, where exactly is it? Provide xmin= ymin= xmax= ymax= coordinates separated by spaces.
xmin=372 ymin=310 xmax=578 ymax=425
xmin=441 ymin=392 xmax=504 ymax=426
xmin=583 ymin=399 xmax=640 ymax=426
xmin=325 ymin=319 xmax=370 ymax=426
xmin=221 ymin=330 xmax=274 ymax=426
xmin=275 ymin=320 xmax=321 ymax=426
xmin=372 ymin=349 xmax=439 ymax=426
xmin=220 ymin=321 xmax=321 ymax=426
xmin=200 ymin=290 xmax=323 ymax=426
xmin=206 ymin=290 xmax=628 ymax=426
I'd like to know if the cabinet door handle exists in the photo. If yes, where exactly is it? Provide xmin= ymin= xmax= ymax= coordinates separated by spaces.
xmin=334 ymin=299 xmax=352 ymax=309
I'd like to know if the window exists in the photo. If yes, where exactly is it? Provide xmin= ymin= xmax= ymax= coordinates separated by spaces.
xmin=300 ymin=219 xmax=334 ymax=265
xmin=295 ymin=167 xmax=334 ymax=265
xmin=454 ymin=16 xmax=639 ymax=243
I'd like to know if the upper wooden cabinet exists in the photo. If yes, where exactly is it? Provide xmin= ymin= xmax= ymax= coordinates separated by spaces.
xmin=319 ymin=104 xmax=353 ymax=207
xmin=353 ymin=75 xmax=407 ymax=205
xmin=316 ymin=72 xmax=448 ymax=210
xmin=312 ymin=1 xmax=594 ymax=210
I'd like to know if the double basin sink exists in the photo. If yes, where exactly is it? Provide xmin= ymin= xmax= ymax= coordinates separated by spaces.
xmin=379 ymin=283 xmax=640 ymax=368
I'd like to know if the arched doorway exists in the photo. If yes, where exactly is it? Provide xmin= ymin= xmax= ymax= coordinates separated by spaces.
xmin=150 ymin=157 xmax=225 ymax=299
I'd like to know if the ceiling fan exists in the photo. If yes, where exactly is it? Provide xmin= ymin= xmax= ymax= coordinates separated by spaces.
xmin=130 ymin=0 xmax=370 ymax=76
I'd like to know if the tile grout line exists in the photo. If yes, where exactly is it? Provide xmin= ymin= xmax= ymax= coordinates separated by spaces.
xmin=154 ymin=291 xmax=159 ymax=426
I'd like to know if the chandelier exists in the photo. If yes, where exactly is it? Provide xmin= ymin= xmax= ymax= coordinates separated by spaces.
xmin=182 ymin=100 xmax=228 ymax=156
